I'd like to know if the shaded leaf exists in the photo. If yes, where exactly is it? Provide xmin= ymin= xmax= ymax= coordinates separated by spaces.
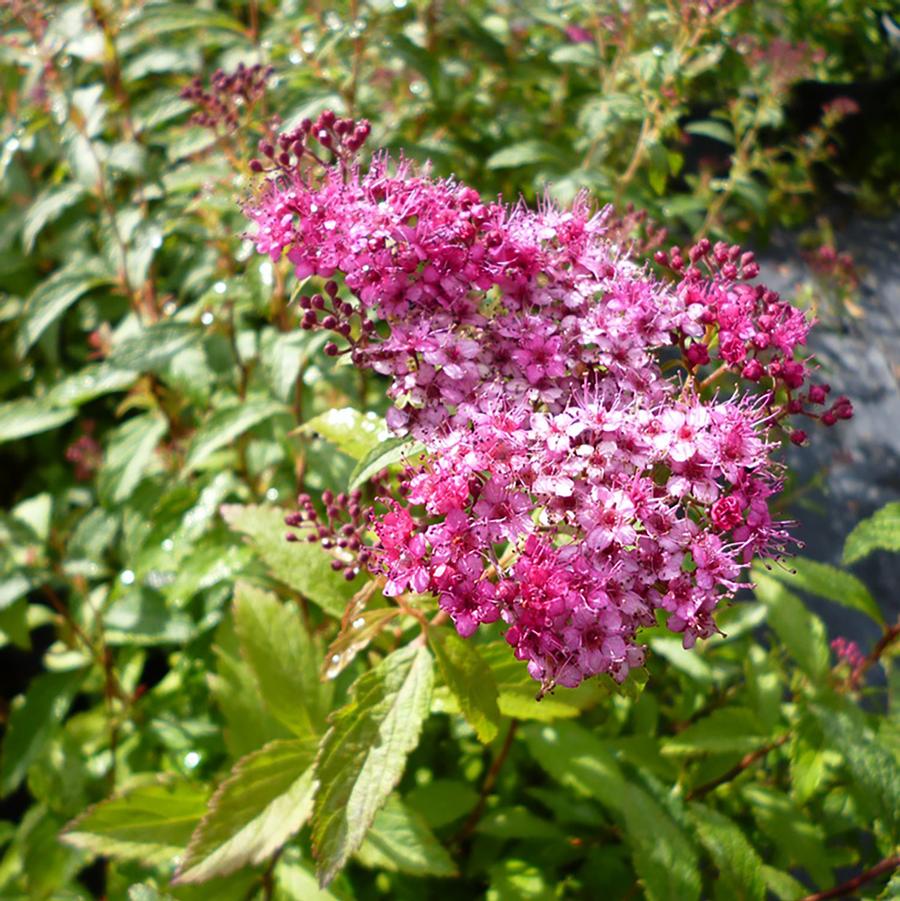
xmin=663 ymin=707 xmax=767 ymax=756
xmin=689 ymin=803 xmax=766 ymax=900
xmin=97 ymin=414 xmax=167 ymax=506
xmin=487 ymin=140 xmax=558 ymax=169
xmin=0 ymin=398 xmax=76 ymax=445
xmin=22 ymin=183 xmax=85 ymax=252
xmin=348 ymin=435 xmax=422 ymax=492
xmin=185 ymin=399 xmax=286 ymax=472
xmin=109 ymin=322 xmax=203 ymax=373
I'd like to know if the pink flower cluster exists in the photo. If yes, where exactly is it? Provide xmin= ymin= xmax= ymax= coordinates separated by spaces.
xmin=246 ymin=116 xmax=847 ymax=694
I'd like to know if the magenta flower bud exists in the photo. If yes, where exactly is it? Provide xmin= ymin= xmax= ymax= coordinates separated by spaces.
xmin=808 ymin=384 xmax=829 ymax=404
xmin=789 ymin=429 xmax=808 ymax=446
xmin=685 ymin=342 xmax=710 ymax=367
xmin=324 ymin=342 xmax=339 ymax=356
xmin=321 ymin=315 xmax=337 ymax=330
xmin=249 ymin=159 xmax=264 ymax=172
xmin=741 ymin=359 xmax=764 ymax=381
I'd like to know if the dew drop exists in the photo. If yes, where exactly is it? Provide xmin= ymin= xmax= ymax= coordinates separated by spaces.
xmin=120 ymin=569 xmax=135 ymax=586
xmin=213 ymin=280 xmax=227 ymax=294
xmin=201 ymin=311 xmax=214 ymax=326
xmin=352 ymin=617 xmax=365 ymax=629
xmin=184 ymin=751 xmax=201 ymax=769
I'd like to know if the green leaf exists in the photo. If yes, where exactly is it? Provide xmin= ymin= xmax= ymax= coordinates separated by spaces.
xmin=348 ymin=435 xmax=422 ymax=492
xmin=49 ymin=363 xmax=138 ymax=407
xmin=760 ymin=865 xmax=807 ymax=901
xmin=0 ymin=669 xmax=85 ymax=796
xmin=429 ymin=628 xmax=501 ymax=743
xmin=175 ymin=739 xmax=317 ymax=883
xmin=233 ymin=582 xmax=329 ymax=737
xmin=108 ymin=322 xmax=203 ymax=373
xmin=103 ymin=588 xmax=197 ymax=646
xmin=221 ymin=505 xmax=361 ymax=617
xmin=129 ymin=4 xmax=248 ymax=37
xmin=62 ymin=780 xmax=209 ymax=866
xmin=843 ymin=503 xmax=900 ymax=565
xmin=486 ymin=140 xmax=558 ymax=170
xmin=522 ymin=721 xmax=626 ymax=810
xmin=663 ymin=707 xmax=767 ymax=756
xmin=810 ymin=702 xmax=900 ymax=834
xmin=18 ymin=260 xmax=112 ymax=354
xmin=405 ymin=779 xmax=479 ymax=829
xmin=0 ymin=398 xmax=76 ymax=445
xmin=752 ymin=568 xmax=829 ymax=681
xmin=487 ymin=859 xmax=554 ymax=901
xmin=312 ymin=645 xmax=434 ymax=886
xmin=97 ymin=414 xmax=167 ymax=506
xmin=689 ymin=803 xmax=766 ymax=901
xmin=300 ymin=408 xmax=388 ymax=461
xmin=685 ymin=119 xmax=734 ymax=145
xmin=356 ymin=794 xmax=456 ymax=877
xmin=185 ymin=399 xmax=286 ymax=472
xmin=622 ymin=783 xmax=701 ymax=901
xmin=766 ymin=557 xmax=882 ymax=625
xmin=22 ymin=183 xmax=85 ymax=252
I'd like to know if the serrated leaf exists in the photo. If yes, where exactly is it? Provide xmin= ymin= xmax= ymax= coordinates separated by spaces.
xmin=843 ymin=503 xmax=900 ymax=565
xmin=0 ymin=398 xmax=76 ymax=445
xmin=322 ymin=599 xmax=399 ymax=681
xmin=221 ymin=505 xmax=361 ymax=617
xmin=109 ymin=322 xmax=203 ymax=373
xmin=766 ymin=557 xmax=882 ymax=624
xmin=312 ymin=645 xmax=434 ymax=886
xmin=62 ymin=780 xmax=208 ymax=866
xmin=487 ymin=859 xmax=554 ymax=901
xmin=299 ymin=408 xmax=388 ymax=461
xmin=0 ymin=669 xmax=85 ymax=796
xmin=689 ymin=803 xmax=766 ymax=900
xmin=185 ymin=399 xmax=286 ymax=472
xmin=22 ymin=183 xmax=85 ymax=252
xmin=348 ymin=435 xmax=422 ymax=492
xmin=486 ymin=140 xmax=558 ymax=170
xmin=355 ymin=794 xmax=456 ymax=877
xmin=664 ymin=707 xmax=767 ymax=756
xmin=18 ymin=260 xmax=112 ymax=354
xmin=752 ymin=568 xmax=829 ymax=681
xmin=810 ymin=702 xmax=900 ymax=834
xmin=175 ymin=738 xmax=317 ymax=883
xmin=522 ymin=721 xmax=626 ymax=810
xmin=97 ymin=413 xmax=167 ymax=506
xmin=623 ymin=783 xmax=701 ymax=901
xmin=430 ymin=628 xmax=501 ymax=743
xmin=233 ymin=582 xmax=329 ymax=737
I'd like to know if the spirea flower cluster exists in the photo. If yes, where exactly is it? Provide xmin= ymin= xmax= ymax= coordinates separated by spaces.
xmin=245 ymin=113 xmax=850 ymax=694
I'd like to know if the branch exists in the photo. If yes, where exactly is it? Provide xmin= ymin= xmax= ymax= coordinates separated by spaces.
xmin=850 ymin=619 xmax=900 ymax=689
xmin=799 ymin=855 xmax=899 ymax=901
xmin=686 ymin=733 xmax=789 ymax=801
xmin=453 ymin=719 xmax=519 ymax=845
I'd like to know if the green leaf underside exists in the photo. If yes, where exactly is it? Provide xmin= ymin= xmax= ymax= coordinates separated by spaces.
xmin=312 ymin=645 xmax=434 ymax=887
xmin=175 ymin=738 xmax=318 ymax=883
xmin=62 ymin=780 xmax=209 ymax=866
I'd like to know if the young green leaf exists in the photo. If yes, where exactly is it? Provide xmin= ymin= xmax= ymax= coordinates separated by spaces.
xmin=175 ymin=738 xmax=318 ymax=883
xmin=221 ymin=504 xmax=361 ymax=617
xmin=312 ymin=644 xmax=434 ymax=886
xmin=0 ymin=669 xmax=85 ymax=796
xmin=843 ymin=502 xmax=900 ymax=565
xmin=766 ymin=557 xmax=883 ymax=625
xmin=429 ymin=628 xmax=501 ymax=743
xmin=0 ymin=398 xmax=76 ymax=445
xmin=355 ymin=794 xmax=456 ymax=877
xmin=17 ymin=260 xmax=112 ymax=354
xmin=97 ymin=414 xmax=167 ymax=506
xmin=689 ymin=803 xmax=766 ymax=901
xmin=299 ymin=408 xmax=388 ymax=461
xmin=233 ymin=582 xmax=329 ymax=737
xmin=348 ymin=435 xmax=423 ymax=492
xmin=185 ymin=399 xmax=286 ymax=472
xmin=62 ymin=780 xmax=209 ymax=866
xmin=752 ymin=569 xmax=830 ymax=681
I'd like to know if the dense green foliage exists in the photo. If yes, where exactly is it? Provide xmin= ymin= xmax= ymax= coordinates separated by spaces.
xmin=0 ymin=1 xmax=898 ymax=899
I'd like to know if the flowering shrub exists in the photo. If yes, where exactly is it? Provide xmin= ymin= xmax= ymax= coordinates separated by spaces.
xmin=246 ymin=113 xmax=850 ymax=694
xmin=0 ymin=2 xmax=898 ymax=899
